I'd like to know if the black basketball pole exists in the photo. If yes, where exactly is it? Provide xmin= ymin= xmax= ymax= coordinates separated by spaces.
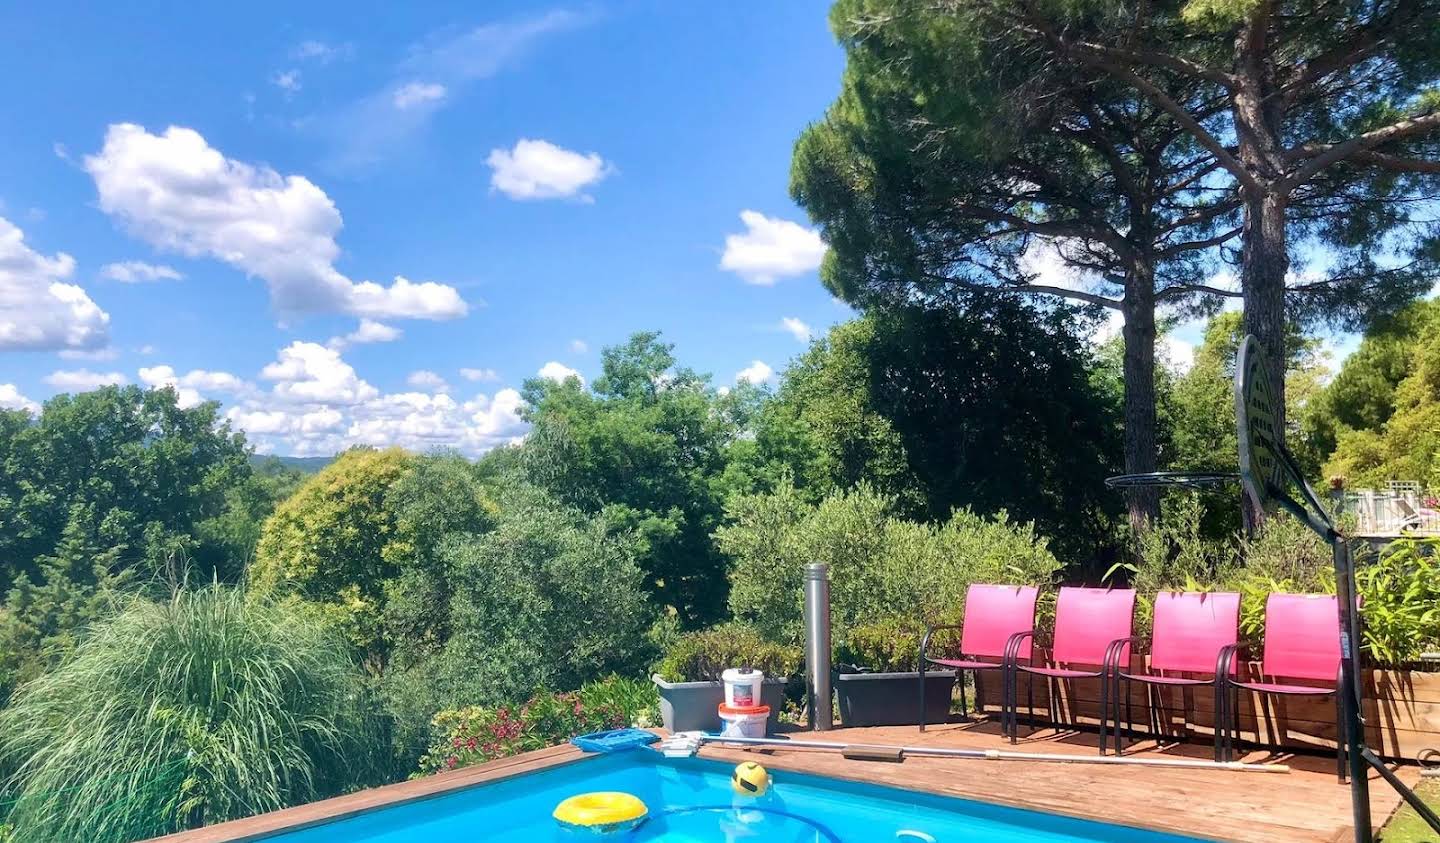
xmin=1331 ymin=530 xmax=1373 ymax=841
xmin=1235 ymin=335 xmax=1440 ymax=843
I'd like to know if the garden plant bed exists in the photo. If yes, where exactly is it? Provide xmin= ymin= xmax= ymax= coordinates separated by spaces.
xmin=973 ymin=660 xmax=1440 ymax=761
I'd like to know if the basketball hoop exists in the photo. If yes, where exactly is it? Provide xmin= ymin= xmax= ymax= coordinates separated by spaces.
xmin=1235 ymin=335 xmax=1336 ymax=538
xmin=1104 ymin=471 xmax=1239 ymax=491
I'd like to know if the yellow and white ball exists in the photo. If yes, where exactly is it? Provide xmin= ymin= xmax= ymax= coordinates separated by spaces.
xmin=731 ymin=761 xmax=770 ymax=796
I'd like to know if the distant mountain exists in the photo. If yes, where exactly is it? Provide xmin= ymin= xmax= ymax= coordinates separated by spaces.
xmin=249 ymin=454 xmax=334 ymax=474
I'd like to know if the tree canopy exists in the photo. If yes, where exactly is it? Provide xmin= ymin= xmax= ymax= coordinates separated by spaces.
xmin=519 ymin=332 xmax=742 ymax=626
xmin=740 ymin=301 xmax=1124 ymax=560
xmin=0 ymin=386 xmax=251 ymax=592
xmin=1322 ymin=301 xmax=1440 ymax=487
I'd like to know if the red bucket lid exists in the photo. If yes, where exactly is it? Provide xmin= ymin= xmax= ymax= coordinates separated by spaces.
xmin=718 ymin=702 xmax=770 ymax=716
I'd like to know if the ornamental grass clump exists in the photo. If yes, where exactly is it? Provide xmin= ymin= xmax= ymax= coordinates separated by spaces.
xmin=0 ymin=587 xmax=388 ymax=843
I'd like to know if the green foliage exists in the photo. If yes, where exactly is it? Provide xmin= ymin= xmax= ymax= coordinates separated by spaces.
xmin=250 ymin=447 xmax=415 ymax=660
xmin=740 ymin=306 xmax=1123 ymax=560
xmin=381 ymin=453 xmax=497 ymax=668
xmin=0 ymin=588 xmax=387 ymax=843
xmin=416 ymin=677 xmax=658 ymax=775
xmin=0 ymin=385 xmax=251 ymax=592
xmin=835 ymin=617 xmax=959 ymax=673
xmin=1304 ymin=301 xmax=1439 ymax=462
xmin=652 ymin=623 xmax=804 ymax=683
xmin=520 ymin=332 xmax=741 ymax=626
xmin=1170 ymin=313 xmax=1329 ymax=474
xmin=0 ymin=507 xmax=130 ymax=704
xmin=192 ymin=458 xmax=308 ymax=581
xmin=425 ymin=486 xmax=657 ymax=707
xmin=1355 ymin=538 xmax=1440 ymax=667
xmin=1325 ymin=305 xmax=1440 ymax=488
xmin=718 ymin=479 xmax=1061 ymax=644
xmin=1124 ymin=502 xmax=1337 ymax=651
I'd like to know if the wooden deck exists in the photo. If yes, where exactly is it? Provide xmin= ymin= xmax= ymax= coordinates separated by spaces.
xmin=699 ymin=720 xmax=1419 ymax=842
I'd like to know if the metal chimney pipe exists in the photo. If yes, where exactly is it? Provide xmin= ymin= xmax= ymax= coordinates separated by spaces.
xmin=804 ymin=562 xmax=833 ymax=731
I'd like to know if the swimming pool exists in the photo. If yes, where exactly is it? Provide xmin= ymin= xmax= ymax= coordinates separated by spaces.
xmin=263 ymin=751 xmax=1210 ymax=842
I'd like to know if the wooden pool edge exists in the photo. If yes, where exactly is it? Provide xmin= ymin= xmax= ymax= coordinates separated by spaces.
xmin=145 ymin=742 xmax=593 ymax=843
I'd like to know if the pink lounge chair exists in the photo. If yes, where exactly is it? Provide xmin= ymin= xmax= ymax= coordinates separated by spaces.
xmin=1110 ymin=591 xmax=1240 ymax=760
xmin=1218 ymin=593 xmax=1346 ymax=780
xmin=1005 ymin=586 xmax=1137 ymax=755
xmin=918 ymin=584 xmax=1039 ymax=732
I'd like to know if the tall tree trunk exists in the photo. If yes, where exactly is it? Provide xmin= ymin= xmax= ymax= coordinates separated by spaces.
xmin=1233 ymin=2 xmax=1290 ymax=425
xmin=1240 ymin=193 xmax=1289 ymax=426
xmin=1121 ymin=263 xmax=1160 ymax=535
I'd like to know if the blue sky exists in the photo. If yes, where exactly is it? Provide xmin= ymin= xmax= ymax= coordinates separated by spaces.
xmin=0 ymin=1 xmax=1379 ymax=457
xmin=0 ymin=1 xmax=852 ymax=454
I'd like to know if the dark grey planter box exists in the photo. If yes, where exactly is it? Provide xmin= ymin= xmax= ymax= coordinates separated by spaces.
xmin=834 ymin=670 xmax=956 ymax=727
xmin=651 ymin=674 xmax=788 ymax=733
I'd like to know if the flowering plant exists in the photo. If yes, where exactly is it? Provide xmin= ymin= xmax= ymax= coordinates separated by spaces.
xmin=416 ymin=677 xmax=655 ymax=775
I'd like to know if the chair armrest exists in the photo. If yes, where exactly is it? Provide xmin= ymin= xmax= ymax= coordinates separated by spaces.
xmin=1003 ymin=630 xmax=1036 ymax=669
xmin=1104 ymin=636 xmax=1141 ymax=675
xmin=1215 ymin=644 xmax=1242 ymax=683
xmin=920 ymin=623 xmax=964 ymax=663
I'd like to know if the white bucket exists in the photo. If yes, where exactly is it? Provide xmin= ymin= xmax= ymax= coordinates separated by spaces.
xmin=718 ymin=704 xmax=770 ymax=739
xmin=721 ymin=667 xmax=764 ymax=708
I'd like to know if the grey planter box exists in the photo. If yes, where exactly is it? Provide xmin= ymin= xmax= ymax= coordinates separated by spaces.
xmin=651 ymin=674 xmax=788 ymax=733
xmin=834 ymin=670 xmax=956 ymax=727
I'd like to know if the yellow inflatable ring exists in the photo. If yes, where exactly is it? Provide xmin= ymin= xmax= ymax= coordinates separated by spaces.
xmin=553 ymin=791 xmax=648 ymax=834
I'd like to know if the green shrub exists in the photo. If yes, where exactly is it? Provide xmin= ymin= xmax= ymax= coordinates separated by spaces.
xmin=1355 ymin=537 xmax=1440 ymax=667
xmin=427 ymin=488 xmax=657 ymax=705
xmin=719 ymin=480 xmax=1060 ymax=644
xmin=0 ymin=587 xmax=388 ymax=843
xmin=416 ymin=677 xmax=659 ymax=775
xmin=653 ymin=623 xmax=803 ymax=682
xmin=833 ymin=617 xmax=941 ymax=672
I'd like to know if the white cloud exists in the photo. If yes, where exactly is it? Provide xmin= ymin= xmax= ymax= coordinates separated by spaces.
xmin=780 ymin=317 xmax=813 ymax=342
xmin=292 ymin=40 xmax=349 ymax=63
xmin=327 ymin=318 xmax=402 ymax=350
xmin=569 ymin=338 xmax=589 ymax=354
xmin=735 ymin=360 xmax=774 ymax=385
xmin=272 ymin=70 xmax=301 ymax=94
xmin=0 ymin=217 xmax=110 ymax=352
xmin=392 ymin=82 xmax=446 ymax=110
xmin=460 ymin=367 xmax=500 ymax=382
xmin=1160 ymin=336 xmax=1197 ymax=375
xmin=140 ymin=364 xmax=249 ymax=394
xmin=226 ymin=384 xmax=528 ymax=457
xmin=720 ymin=211 xmax=826 ymax=285
xmin=100 ymin=260 xmax=183 ymax=283
xmin=406 ymin=369 xmax=450 ymax=393
xmin=0 ymin=384 xmax=39 ymax=414
xmin=261 ymin=341 xmax=378 ymax=405
xmin=84 ymin=124 xmax=467 ymax=322
xmin=59 ymin=347 xmax=120 ymax=361
xmin=44 ymin=369 xmax=128 ymax=391
xmin=538 ymin=361 xmax=583 ymax=384
xmin=487 ymin=139 xmax=611 ymax=201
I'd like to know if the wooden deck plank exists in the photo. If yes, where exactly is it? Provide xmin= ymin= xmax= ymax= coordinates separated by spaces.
xmin=697 ymin=721 xmax=1416 ymax=842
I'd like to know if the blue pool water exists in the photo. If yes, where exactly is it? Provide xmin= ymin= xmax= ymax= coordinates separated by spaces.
xmin=268 ymin=752 xmax=1209 ymax=842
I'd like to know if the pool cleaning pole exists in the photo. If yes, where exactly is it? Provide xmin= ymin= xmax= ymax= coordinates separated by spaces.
xmin=805 ymin=563 xmax=833 ymax=731
xmin=699 ymin=735 xmax=1291 ymax=773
